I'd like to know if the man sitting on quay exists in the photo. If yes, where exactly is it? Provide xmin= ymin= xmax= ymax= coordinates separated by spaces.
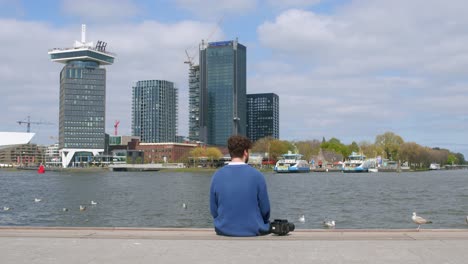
xmin=209 ymin=135 xmax=271 ymax=236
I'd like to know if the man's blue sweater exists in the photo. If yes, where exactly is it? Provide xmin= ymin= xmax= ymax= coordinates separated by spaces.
xmin=209 ymin=163 xmax=271 ymax=236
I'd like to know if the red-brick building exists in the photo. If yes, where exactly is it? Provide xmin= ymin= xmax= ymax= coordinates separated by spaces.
xmin=136 ymin=142 xmax=198 ymax=163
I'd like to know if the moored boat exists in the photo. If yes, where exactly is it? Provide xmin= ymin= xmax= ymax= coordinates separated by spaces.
xmin=274 ymin=152 xmax=310 ymax=173
xmin=342 ymin=152 xmax=368 ymax=173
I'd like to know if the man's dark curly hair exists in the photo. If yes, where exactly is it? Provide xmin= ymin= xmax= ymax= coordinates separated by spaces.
xmin=228 ymin=135 xmax=252 ymax=159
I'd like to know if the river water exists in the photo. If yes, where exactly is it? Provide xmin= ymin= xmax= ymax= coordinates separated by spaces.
xmin=0 ymin=169 xmax=467 ymax=229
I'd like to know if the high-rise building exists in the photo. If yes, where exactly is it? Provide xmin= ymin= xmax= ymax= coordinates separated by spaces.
xmin=199 ymin=39 xmax=246 ymax=146
xmin=247 ymin=93 xmax=280 ymax=142
xmin=188 ymin=65 xmax=201 ymax=142
xmin=132 ymin=80 xmax=178 ymax=143
xmin=48 ymin=25 xmax=115 ymax=168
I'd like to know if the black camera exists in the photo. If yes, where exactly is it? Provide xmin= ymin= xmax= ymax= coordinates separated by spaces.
xmin=269 ymin=219 xmax=295 ymax=236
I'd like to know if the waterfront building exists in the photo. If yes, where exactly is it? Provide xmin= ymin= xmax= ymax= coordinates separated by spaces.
xmin=247 ymin=93 xmax=279 ymax=142
xmin=135 ymin=142 xmax=197 ymax=163
xmin=0 ymin=132 xmax=35 ymax=150
xmin=132 ymin=80 xmax=178 ymax=143
xmin=48 ymin=25 xmax=115 ymax=168
xmin=188 ymin=65 xmax=201 ymax=142
xmin=199 ymin=39 xmax=247 ymax=146
xmin=0 ymin=143 xmax=45 ymax=166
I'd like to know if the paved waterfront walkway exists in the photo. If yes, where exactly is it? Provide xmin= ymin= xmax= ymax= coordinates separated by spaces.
xmin=1 ymin=227 xmax=468 ymax=263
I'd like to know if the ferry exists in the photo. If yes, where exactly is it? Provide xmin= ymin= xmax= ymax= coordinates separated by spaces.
xmin=342 ymin=152 xmax=368 ymax=173
xmin=274 ymin=152 xmax=310 ymax=173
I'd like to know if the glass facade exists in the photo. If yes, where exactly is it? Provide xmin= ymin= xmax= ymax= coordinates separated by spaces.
xmin=132 ymin=80 xmax=178 ymax=143
xmin=59 ymin=60 xmax=106 ymax=149
xmin=50 ymin=50 xmax=114 ymax=64
xmin=188 ymin=65 xmax=200 ymax=142
xmin=247 ymin=93 xmax=280 ymax=142
xmin=199 ymin=40 xmax=246 ymax=146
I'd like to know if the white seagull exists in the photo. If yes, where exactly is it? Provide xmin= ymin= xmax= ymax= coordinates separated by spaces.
xmin=465 ymin=216 xmax=468 ymax=225
xmin=298 ymin=215 xmax=305 ymax=223
xmin=3 ymin=207 xmax=11 ymax=211
xmin=79 ymin=205 xmax=86 ymax=211
xmin=323 ymin=220 xmax=336 ymax=228
xmin=412 ymin=212 xmax=432 ymax=230
xmin=62 ymin=208 xmax=69 ymax=212
xmin=182 ymin=203 xmax=187 ymax=209
xmin=91 ymin=201 xmax=98 ymax=205
xmin=34 ymin=198 xmax=42 ymax=202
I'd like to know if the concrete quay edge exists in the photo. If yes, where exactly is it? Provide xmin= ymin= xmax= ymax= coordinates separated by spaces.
xmin=1 ymin=226 xmax=468 ymax=240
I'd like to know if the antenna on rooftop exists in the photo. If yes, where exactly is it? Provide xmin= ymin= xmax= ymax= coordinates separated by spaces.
xmin=81 ymin=24 xmax=86 ymax=43
xmin=74 ymin=24 xmax=93 ymax=48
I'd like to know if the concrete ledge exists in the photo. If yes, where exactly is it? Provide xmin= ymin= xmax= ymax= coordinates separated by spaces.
xmin=2 ymin=227 xmax=468 ymax=263
xmin=1 ymin=226 xmax=468 ymax=240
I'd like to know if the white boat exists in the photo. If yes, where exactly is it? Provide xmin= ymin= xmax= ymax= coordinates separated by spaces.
xmin=343 ymin=152 xmax=368 ymax=173
xmin=429 ymin=163 xmax=441 ymax=170
xmin=274 ymin=152 xmax=310 ymax=173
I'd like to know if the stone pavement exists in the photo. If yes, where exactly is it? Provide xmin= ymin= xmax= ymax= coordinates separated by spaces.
xmin=1 ymin=227 xmax=468 ymax=263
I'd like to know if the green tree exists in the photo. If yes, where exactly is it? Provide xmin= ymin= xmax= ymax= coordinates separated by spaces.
xmin=295 ymin=140 xmax=321 ymax=161
xmin=348 ymin=141 xmax=360 ymax=153
xmin=447 ymin=154 xmax=458 ymax=165
xmin=375 ymin=131 xmax=404 ymax=160
xmin=321 ymin=137 xmax=350 ymax=157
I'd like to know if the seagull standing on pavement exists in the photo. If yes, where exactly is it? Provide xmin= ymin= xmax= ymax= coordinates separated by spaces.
xmin=412 ymin=212 xmax=432 ymax=230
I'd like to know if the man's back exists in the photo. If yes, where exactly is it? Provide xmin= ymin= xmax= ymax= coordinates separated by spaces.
xmin=210 ymin=163 xmax=270 ymax=236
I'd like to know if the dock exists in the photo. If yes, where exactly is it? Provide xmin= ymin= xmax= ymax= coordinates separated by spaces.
xmin=1 ymin=227 xmax=468 ymax=263
xmin=108 ymin=163 xmax=185 ymax=171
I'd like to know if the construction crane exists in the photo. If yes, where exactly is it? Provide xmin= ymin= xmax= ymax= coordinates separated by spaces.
xmin=17 ymin=116 xmax=53 ymax=133
xmin=184 ymin=15 xmax=224 ymax=67
xmin=114 ymin=120 xmax=120 ymax=136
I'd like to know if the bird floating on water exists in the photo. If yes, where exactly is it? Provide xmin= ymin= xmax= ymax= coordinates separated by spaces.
xmin=323 ymin=220 xmax=336 ymax=228
xmin=465 ymin=216 xmax=468 ymax=225
xmin=412 ymin=212 xmax=432 ymax=230
xmin=182 ymin=203 xmax=187 ymax=209
xmin=3 ymin=207 xmax=11 ymax=211
xmin=62 ymin=208 xmax=69 ymax=212
xmin=298 ymin=215 xmax=305 ymax=223
xmin=91 ymin=201 xmax=98 ymax=205
xmin=34 ymin=198 xmax=42 ymax=202
xmin=79 ymin=205 xmax=86 ymax=211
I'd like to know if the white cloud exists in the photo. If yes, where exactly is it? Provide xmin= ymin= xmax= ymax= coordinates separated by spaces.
xmin=266 ymin=0 xmax=321 ymax=9
xmin=175 ymin=0 xmax=256 ymax=17
xmin=255 ymin=1 xmax=468 ymax=155
xmin=61 ymin=0 xmax=139 ymax=21
xmin=0 ymin=19 xmax=223 ymax=145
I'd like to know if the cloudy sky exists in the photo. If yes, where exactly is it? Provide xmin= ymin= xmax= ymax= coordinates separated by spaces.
xmin=1 ymin=0 xmax=467 ymax=157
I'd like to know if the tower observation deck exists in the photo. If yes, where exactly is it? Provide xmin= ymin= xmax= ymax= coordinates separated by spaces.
xmin=48 ymin=25 xmax=115 ymax=65
xmin=48 ymin=25 xmax=115 ymax=168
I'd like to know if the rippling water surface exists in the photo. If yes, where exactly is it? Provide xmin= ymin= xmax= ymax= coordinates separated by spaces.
xmin=1 ymin=169 xmax=467 ymax=229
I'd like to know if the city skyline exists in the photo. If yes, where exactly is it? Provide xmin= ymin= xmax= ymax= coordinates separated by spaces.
xmin=1 ymin=0 xmax=467 ymax=157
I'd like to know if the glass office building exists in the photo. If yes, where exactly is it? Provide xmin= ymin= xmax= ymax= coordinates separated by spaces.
xmin=132 ymin=80 xmax=178 ymax=143
xmin=188 ymin=65 xmax=200 ymax=142
xmin=199 ymin=40 xmax=246 ymax=146
xmin=59 ymin=61 xmax=106 ymax=149
xmin=49 ymin=25 xmax=115 ymax=168
xmin=247 ymin=93 xmax=280 ymax=142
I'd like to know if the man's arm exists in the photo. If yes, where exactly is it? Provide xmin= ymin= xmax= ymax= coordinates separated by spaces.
xmin=257 ymin=175 xmax=271 ymax=223
xmin=209 ymin=176 xmax=218 ymax=218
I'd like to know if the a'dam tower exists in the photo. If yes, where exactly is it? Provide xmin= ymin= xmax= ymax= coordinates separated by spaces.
xmin=48 ymin=25 xmax=115 ymax=168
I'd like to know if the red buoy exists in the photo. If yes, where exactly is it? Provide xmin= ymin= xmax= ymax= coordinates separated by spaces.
xmin=37 ymin=164 xmax=45 ymax=174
